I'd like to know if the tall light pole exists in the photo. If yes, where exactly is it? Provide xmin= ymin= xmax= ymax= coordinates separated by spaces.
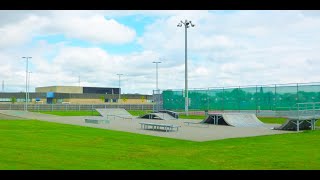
xmin=22 ymin=56 xmax=32 ymax=111
xmin=28 ymin=71 xmax=32 ymax=104
xmin=116 ymin=74 xmax=123 ymax=102
xmin=177 ymin=19 xmax=195 ymax=116
xmin=152 ymin=61 xmax=161 ymax=90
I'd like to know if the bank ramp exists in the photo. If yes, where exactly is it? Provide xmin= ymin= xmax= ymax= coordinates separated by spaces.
xmin=139 ymin=112 xmax=177 ymax=120
xmin=202 ymin=113 xmax=267 ymax=128
xmin=96 ymin=108 xmax=133 ymax=119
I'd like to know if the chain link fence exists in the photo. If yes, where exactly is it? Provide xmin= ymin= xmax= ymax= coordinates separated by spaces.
xmin=162 ymin=82 xmax=320 ymax=115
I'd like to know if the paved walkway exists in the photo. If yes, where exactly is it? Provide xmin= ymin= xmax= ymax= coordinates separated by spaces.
xmin=0 ymin=110 xmax=295 ymax=142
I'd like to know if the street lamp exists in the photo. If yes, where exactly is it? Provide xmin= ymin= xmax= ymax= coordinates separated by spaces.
xmin=22 ymin=56 xmax=32 ymax=111
xmin=116 ymin=74 xmax=123 ymax=102
xmin=177 ymin=19 xmax=195 ymax=116
xmin=152 ymin=61 xmax=161 ymax=90
xmin=28 ymin=71 xmax=32 ymax=104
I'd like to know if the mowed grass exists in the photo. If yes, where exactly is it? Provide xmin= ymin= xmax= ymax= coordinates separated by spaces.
xmin=0 ymin=120 xmax=320 ymax=170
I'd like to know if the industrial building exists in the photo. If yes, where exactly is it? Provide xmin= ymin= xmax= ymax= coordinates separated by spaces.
xmin=0 ymin=86 xmax=153 ymax=104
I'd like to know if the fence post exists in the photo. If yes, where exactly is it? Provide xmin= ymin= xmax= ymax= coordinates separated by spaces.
xmin=79 ymin=104 xmax=81 ymax=111
xmin=51 ymin=104 xmax=53 ymax=111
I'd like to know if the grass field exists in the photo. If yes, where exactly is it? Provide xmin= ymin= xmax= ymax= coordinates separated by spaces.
xmin=0 ymin=119 xmax=319 ymax=169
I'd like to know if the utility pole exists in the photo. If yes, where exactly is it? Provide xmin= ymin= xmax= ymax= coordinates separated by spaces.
xmin=152 ymin=61 xmax=162 ymax=90
xmin=28 ymin=71 xmax=32 ymax=104
xmin=22 ymin=56 xmax=32 ymax=111
xmin=116 ymin=74 xmax=123 ymax=102
xmin=177 ymin=20 xmax=195 ymax=116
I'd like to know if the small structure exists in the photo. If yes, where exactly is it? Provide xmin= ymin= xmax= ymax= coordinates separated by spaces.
xmin=202 ymin=113 xmax=266 ymax=128
xmin=274 ymin=102 xmax=320 ymax=131
xmin=139 ymin=122 xmax=180 ymax=132
xmin=84 ymin=116 xmax=110 ymax=124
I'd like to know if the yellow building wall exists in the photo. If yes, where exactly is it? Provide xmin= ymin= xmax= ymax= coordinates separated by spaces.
xmin=63 ymin=98 xmax=151 ymax=104
xmin=36 ymin=86 xmax=83 ymax=93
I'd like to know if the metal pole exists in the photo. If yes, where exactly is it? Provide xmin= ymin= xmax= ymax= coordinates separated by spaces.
xmin=185 ymin=24 xmax=188 ymax=116
xmin=116 ymin=74 xmax=123 ymax=102
xmin=28 ymin=71 xmax=32 ymax=105
xmin=178 ymin=20 xmax=194 ymax=116
xmin=26 ymin=59 xmax=28 ymax=111
xmin=22 ymin=57 xmax=31 ymax=111
xmin=152 ymin=61 xmax=161 ymax=90
xmin=156 ymin=62 xmax=158 ymax=90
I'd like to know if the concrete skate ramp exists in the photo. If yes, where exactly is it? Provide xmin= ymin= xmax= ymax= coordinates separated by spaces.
xmin=202 ymin=113 xmax=267 ymax=128
xmin=158 ymin=110 xmax=179 ymax=119
xmin=274 ymin=116 xmax=319 ymax=131
xmin=139 ymin=113 xmax=177 ymax=120
xmin=96 ymin=108 xmax=133 ymax=118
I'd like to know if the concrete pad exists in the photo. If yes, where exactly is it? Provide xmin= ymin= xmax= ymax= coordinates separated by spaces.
xmin=0 ymin=110 xmax=295 ymax=142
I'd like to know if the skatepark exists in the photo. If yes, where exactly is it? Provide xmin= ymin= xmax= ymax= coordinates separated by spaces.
xmin=0 ymin=108 xmax=297 ymax=142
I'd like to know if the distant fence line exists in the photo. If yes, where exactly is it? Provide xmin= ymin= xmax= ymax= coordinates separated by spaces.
xmin=0 ymin=104 xmax=154 ymax=111
xmin=162 ymin=82 xmax=320 ymax=111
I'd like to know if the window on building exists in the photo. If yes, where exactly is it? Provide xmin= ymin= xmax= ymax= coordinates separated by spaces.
xmin=0 ymin=98 xmax=11 ymax=102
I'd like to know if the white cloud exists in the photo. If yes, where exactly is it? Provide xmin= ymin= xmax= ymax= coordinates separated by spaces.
xmin=46 ymin=15 xmax=136 ymax=44
xmin=1 ymin=10 xmax=320 ymax=94
xmin=0 ymin=11 xmax=136 ymax=49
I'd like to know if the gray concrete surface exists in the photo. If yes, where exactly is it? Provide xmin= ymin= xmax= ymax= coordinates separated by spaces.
xmin=0 ymin=110 xmax=295 ymax=142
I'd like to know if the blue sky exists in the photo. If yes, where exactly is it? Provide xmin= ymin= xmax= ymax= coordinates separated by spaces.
xmin=1 ymin=10 xmax=320 ymax=94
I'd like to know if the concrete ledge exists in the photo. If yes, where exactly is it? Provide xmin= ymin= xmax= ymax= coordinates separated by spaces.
xmin=85 ymin=119 xmax=109 ymax=124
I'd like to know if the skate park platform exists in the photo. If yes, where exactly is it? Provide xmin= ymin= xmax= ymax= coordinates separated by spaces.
xmin=274 ymin=116 xmax=319 ymax=131
xmin=202 ymin=113 xmax=267 ymax=128
xmin=273 ymin=102 xmax=320 ymax=131
xmin=139 ymin=112 xmax=177 ymax=120
xmin=0 ymin=110 xmax=295 ymax=142
xmin=96 ymin=108 xmax=133 ymax=120
xmin=85 ymin=116 xmax=110 ymax=124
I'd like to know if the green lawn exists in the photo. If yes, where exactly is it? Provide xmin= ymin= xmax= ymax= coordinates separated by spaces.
xmin=179 ymin=114 xmax=206 ymax=119
xmin=0 ymin=120 xmax=319 ymax=169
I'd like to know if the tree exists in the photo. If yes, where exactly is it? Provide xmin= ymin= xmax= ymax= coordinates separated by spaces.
xmin=141 ymin=96 xmax=145 ymax=103
xmin=100 ymin=95 xmax=105 ymax=103
xmin=122 ymin=96 xmax=128 ymax=103
xmin=11 ymin=97 xmax=16 ymax=104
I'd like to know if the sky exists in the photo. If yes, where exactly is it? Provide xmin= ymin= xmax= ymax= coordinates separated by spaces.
xmin=1 ymin=10 xmax=320 ymax=94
